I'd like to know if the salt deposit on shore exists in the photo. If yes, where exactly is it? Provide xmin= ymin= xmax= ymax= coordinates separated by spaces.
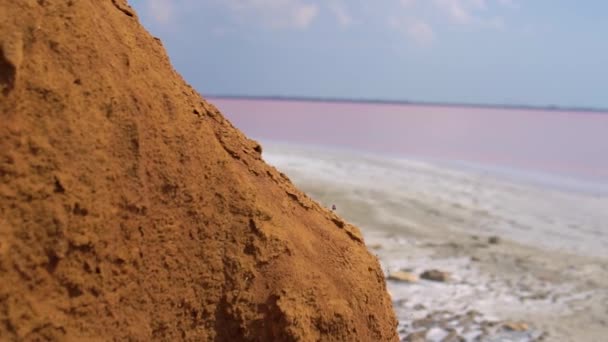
xmin=264 ymin=142 xmax=608 ymax=341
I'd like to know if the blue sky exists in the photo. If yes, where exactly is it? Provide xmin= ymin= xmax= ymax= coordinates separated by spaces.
xmin=129 ymin=0 xmax=608 ymax=108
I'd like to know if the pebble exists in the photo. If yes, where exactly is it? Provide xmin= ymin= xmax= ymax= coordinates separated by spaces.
xmin=421 ymin=269 xmax=451 ymax=282
xmin=488 ymin=236 xmax=501 ymax=244
xmin=503 ymin=321 xmax=529 ymax=331
xmin=389 ymin=271 xmax=419 ymax=283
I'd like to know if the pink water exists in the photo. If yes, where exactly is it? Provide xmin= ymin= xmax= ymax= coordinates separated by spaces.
xmin=212 ymin=98 xmax=608 ymax=182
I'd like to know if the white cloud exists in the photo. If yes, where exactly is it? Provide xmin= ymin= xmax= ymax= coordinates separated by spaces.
xmin=400 ymin=0 xmax=508 ymax=28
xmin=433 ymin=0 xmax=477 ymax=24
xmin=142 ymin=0 xmax=514 ymax=35
xmin=391 ymin=0 xmax=513 ymax=46
xmin=146 ymin=0 xmax=173 ymax=24
xmin=471 ymin=0 xmax=488 ymax=10
xmin=497 ymin=0 xmax=519 ymax=8
xmin=328 ymin=2 xmax=353 ymax=28
xmin=224 ymin=0 xmax=319 ymax=29
xmin=407 ymin=19 xmax=435 ymax=45
xmin=400 ymin=0 xmax=417 ymax=8
xmin=390 ymin=17 xmax=435 ymax=46
xmin=292 ymin=4 xmax=319 ymax=28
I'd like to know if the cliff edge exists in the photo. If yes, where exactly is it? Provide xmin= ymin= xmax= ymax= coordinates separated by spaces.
xmin=0 ymin=1 xmax=397 ymax=340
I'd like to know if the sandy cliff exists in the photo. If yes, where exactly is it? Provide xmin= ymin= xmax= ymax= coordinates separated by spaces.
xmin=0 ymin=0 xmax=397 ymax=340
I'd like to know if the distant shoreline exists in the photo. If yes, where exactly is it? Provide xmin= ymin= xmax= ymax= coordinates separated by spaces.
xmin=207 ymin=94 xmax=608 ymax=114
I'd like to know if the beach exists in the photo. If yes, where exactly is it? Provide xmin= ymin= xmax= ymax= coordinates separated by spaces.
xmin=5 ymin=2 xmax=607 ymax=340
xmin=262 ymin=142 xmax=608 ymax=341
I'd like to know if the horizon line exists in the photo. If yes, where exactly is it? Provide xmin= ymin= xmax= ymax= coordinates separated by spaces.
xmin=206 ymin=94 xmax=608 ymax=114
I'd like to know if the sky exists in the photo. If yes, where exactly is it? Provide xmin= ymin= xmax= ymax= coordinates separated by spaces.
xmin=129 ymin=0 xmax=608 ymax=109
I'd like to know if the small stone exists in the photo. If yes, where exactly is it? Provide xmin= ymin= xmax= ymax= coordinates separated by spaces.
xmin=369 ymin=243 xmax=383 ymax=250
xmin=441 ymin=331 xmax=465 ymax=342
xmin=404 ymin=330 xmax=426 ymax=342
xmin=534 ymin=331 xmax=550 ymax=341
xmin=412 ymin=317 xmax=434 ymax=329
xmin=465 ymin=310 xmax=482 ymax=318
xmin=413 ymin=303 xmax=426 ymax=311
xmin=389 ymin=271 xmax=419 ymax=283
xmin=427 ymin=327 xmax=449 ymax=341
xmin=420 ymin=269 xmax=451 ymax=282
xmin=503 ymin=321 xmax=529 ymax=331
xmin=488 ymin=236 xmax=501 ymax=244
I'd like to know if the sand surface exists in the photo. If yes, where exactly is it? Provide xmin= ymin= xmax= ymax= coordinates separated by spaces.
xmin=372 ymin=231 xmax=608 ymax=341
xmin=0 ymin=1 xmax=397 ymax=340
xmin=264 ymin=143 xmax=608 ymax=342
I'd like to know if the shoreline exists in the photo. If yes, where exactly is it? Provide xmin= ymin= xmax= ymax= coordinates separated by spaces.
xmin=260 ymin=140 xmax=608 ymax=197
xmin=208 ymin=95 xmax=608 ymax=115
xmin=262 ymin=142 xmax=608 ymax=259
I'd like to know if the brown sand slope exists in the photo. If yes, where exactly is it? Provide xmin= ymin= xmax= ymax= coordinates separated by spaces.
xmin=0 ymin=1 xmax=397 ymax=340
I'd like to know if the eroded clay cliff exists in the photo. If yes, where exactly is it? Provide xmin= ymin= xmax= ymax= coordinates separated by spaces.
xmin=0 ymin=1 xmax=398 ymax=340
